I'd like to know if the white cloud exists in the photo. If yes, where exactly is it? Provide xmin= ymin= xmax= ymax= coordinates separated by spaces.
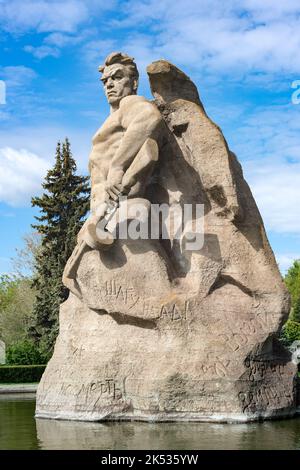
xmin=83 ymin=39 xmax=118 ymax=67
xmin=0 ymin=125 xmax=93 ymax=208
xmin=107 ymin=0 xmax=300 ymax=79
xmin=0 ymin=0 xmax=89 ymax=33
xmin=245 ymin=159 xmax=300 ymax=234
xmin=45 ymin=27 xmax=100 ymax=47
xmin=275 ymin=253 xmax=300 ymax=274
xmin=0 ymin=66 xmax=37 ymax=88
xmin=24 ymin=28 xmax=99 ymax=59
xmin=0 ymin=147 xmax=49 ymax=206
xmin=45 ymin=32 xmax=76 ymax=47
xmin=223 ymin=102 xmax=300 ymax=235
xmin=0 ymin=125 xmax=93 ymax=173
xmin=0 ymin=0 xmax=116 ymax=59
xmin=242 ymin=0 xmax=300 ymax=21
xmin=1 ymin=0 xmax=300 ymax=77
xmin=24 ymin=44 xmax=60 ymax=59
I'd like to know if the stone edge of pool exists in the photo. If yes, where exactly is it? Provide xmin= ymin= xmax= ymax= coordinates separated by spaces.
xmin=0 ymin=384 xmax=38 ymax=394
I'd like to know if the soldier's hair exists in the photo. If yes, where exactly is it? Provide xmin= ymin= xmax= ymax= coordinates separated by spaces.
xmin=98 ymin=52 xmax=139 ymax=84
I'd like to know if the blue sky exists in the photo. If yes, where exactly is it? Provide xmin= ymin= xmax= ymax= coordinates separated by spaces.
xmin=0 ymin=0 xmax=300 ymax=274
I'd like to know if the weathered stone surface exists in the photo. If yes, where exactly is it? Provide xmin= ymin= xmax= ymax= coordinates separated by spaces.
xmin=0 ymin=340 xmax=5 ymax=365
xmin=36 ymin=57 xmax=297 ymax=422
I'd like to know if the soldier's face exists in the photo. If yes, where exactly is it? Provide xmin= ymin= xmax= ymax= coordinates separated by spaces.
xmin=101 ymin=64 xmax=136 ymax=107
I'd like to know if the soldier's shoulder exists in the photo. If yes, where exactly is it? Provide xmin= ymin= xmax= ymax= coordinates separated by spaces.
xmin=120 ymin=94 xmax=159 ymax=115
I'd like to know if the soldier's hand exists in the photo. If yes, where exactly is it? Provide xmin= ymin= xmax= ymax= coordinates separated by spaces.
xmin=122 ymin=173 xmax=136 ymax=194
xmin=106 ymin=167 xmax=124 ymax=200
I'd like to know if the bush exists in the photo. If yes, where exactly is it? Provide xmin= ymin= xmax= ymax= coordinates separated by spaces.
xmin=6 ymin=340 xmax=45 ymax=365
xmin=281 ymin=320 xmax=300 ymax=345
xmin=0 ymin=365 xmax=46 ymax=383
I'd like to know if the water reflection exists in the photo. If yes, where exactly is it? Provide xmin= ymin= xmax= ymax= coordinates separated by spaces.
xmin=36 ymin=416 xmax=300 ymax=450
xmin=0 ymin=395 xmax=38 ymax=450
xmin=1 ymin=397 xmax=300 ymax=450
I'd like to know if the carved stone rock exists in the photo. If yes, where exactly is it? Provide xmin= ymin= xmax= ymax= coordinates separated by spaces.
xmin=36 ymin=59 xmax=297 ymax=422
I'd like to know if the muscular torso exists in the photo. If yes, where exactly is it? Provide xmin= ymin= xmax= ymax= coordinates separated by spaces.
xmin=89 ymin=111 xmax=124 ymax=185
xmin=88 ymin=94 xmax=162 ymax=211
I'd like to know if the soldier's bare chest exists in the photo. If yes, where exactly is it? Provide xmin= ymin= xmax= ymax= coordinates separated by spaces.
xmin=93 ymin=111 xmax=124 ymax=145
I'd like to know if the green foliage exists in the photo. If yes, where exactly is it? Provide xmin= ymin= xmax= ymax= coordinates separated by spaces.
xmin=281 ymin=320 xmax=300 ymax=346
xmin=0 ymin=365 xmax=46 ymax=383
xmin=285 ymin=260 xmax=300 ymax=309
xmin=283 ymin=259 xmax=300 ymax=324
xmin=30 ymin=138 xmax=90 ymax=358
xmin=291 ymin=297 xmax=300 ymax=323
xmin=6 ymin=340 xmax=45 ymax=365
xmin=0 ymin=274 xmax=18 ymax=311
xmin=0 ymin=276 xmax=36 ymax=346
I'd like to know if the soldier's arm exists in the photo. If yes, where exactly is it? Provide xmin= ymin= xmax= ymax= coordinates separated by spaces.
xmin=108 ymin=97 xmax=162 ymax=180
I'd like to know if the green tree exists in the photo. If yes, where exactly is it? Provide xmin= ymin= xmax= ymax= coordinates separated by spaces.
xmin=280 ymin=259 xmax=300 ymax=345
xmin=285 ymin=259 xmax=300 ymax=311
xmin=292 ymin=296 xmax=300 ymax=323
xmin=284 ymin=259 xmax=300 ymax=323
xmin=30 ymin=139 xmax=90 ymax=359
xmin=281 ymin=320 xmax=300 ymax=345
xmin=0 ymin=275 xmax=36 ymax=347
xmin=0 ymin=275 xmax=18 ymax=312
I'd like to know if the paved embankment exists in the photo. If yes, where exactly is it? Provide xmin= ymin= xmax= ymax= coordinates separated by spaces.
xmin=0 ymin=383 xmax=38 ymax=394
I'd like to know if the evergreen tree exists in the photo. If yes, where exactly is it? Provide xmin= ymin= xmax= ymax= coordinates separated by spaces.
xmin=30 ymin=139 xmax=90 ymax=358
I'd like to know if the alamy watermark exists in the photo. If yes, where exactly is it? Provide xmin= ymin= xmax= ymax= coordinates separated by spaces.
xmin=0 ymin=80 xmax=6 ymax=105
xmin=95 ymin=199 xmax=205 ymax=251
xmin=291 ymin=80 xmax=300 ymax=104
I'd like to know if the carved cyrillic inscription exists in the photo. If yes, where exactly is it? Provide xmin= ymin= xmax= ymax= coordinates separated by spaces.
xmin=76 ymin=378 xmax=123 ymax=401
xmin=159 ymin=302 xmax=189 ymax=321
xmin=199 ymin=359 xmax=231 ymax=378
xmin=103 ymin=280 xmax=140 ymax=308
xmin=143 ymin=300 xmax=190 ymax=321
xmin=237 ymin=359 xmax=295 ymax=412
xmin=239 ymin=383 xmax=294 ymax=412
xmin=217 ymin=333 xmax=249 ymax=352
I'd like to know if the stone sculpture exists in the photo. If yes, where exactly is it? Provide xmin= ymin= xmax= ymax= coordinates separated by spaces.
xmin=36 ymin=53 xmax=297 ymax=422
